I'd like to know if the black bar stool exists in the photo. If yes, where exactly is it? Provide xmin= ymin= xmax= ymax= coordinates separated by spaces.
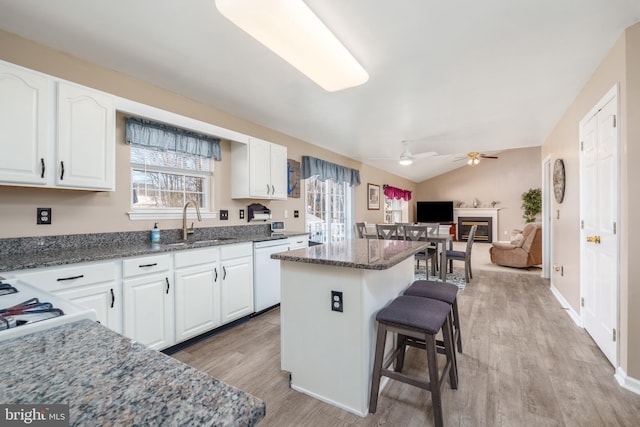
xmin=403 ymin=280 xmax=463 ymax=353
xmin=369 ymin=295 xmax=457 ymax=427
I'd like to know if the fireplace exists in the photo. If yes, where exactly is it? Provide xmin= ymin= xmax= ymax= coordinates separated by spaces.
xmin=458 ymin=217 xmax=492 ymax=242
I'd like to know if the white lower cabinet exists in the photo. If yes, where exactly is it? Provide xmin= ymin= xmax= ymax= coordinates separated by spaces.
xmin=174 ymin=248 xmax=220 ymax=342
xmin=220 ymin=243 xmax=254 ymax=323
xmin=7 ymin=243 xmax=255 ymax=351
xmin=7 ymin=261 xmax=121 ymax=333
xmin=122 ymin=254 xmax=174 ymax=351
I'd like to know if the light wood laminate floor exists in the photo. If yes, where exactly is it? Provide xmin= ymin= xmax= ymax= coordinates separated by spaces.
xmin=173 ymin=269 xmax=640 ymax=426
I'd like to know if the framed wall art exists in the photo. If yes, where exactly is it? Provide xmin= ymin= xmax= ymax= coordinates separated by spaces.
xmin=368 ymin=183 xmax=380 ymax=210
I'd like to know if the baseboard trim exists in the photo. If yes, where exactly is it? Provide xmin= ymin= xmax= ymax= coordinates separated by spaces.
xmin=615 ymin=367 xmax=640 ymax=396
xmin=549 ymin=282 xmax=582 ymax=327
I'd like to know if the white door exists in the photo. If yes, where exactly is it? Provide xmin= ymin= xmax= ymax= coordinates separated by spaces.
xmin=0 ymin=62 xmax=49 ymax=186
xmin=270 ymin=142 xmax=288 ymax=199
xmin=56 ymin=282 xmax=120 ymax=333
xmin=248 ymin=138 xmax=271 ymax=198
xmin=174 ymin=263 xmax=220 ymax=342
xmin=56 ymin=81 xmax=115 ymax=190
xmin=579 ymin=86 xmax=619 ymax=366
xmin=221 ymin=256 xmax=254 ymax=323
xmin=124 ymin=273 xmax=174 ymax=350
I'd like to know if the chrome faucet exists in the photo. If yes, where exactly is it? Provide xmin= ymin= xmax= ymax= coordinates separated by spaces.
xmin=182 ymin=200 xmax=202 ymax=240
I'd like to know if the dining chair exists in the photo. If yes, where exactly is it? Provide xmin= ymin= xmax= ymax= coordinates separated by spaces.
xmin=395 ymin=223 xmax=412 ymax=240
xmin=403 ymin=225 xmax=437 ymax=276
xmin=376 ymin=224 xmax=399 ymax=240
xmin=418 ymin=222 xmax=440 ymax=270
xmin=355 ymin=222 xmax=367 ymax=239
xmin=446 ymin=224 xmax=477 ymax=283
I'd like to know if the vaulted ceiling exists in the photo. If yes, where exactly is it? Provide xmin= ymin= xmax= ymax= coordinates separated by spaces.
xmin=1 ymin=0 xmax=639 ymax=182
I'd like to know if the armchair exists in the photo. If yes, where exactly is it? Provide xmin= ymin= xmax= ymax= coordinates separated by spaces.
xmin=489 ymin=223 xmax=542 ymax=268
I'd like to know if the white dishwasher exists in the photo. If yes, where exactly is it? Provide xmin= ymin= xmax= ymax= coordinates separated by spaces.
xmin=253 ymin=239 xmax=289 ymax=313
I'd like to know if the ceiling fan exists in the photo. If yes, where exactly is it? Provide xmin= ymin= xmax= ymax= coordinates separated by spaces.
xmin=397 ymin=141 xmax=438 ymax=165
xmin=454 ymin=151 xmax=499 ymax=166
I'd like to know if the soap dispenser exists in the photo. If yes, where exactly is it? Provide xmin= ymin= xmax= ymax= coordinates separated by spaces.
xmin=151 ymin=223 xmax=160 ymax=243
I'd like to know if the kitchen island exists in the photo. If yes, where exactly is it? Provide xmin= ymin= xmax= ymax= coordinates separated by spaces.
xmin=271 ymin=238 xmax=428 ymax=416
xmin=0 ymin=319 xmax=265 ymax=426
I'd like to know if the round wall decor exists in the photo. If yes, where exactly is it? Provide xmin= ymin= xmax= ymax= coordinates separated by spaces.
xmin=553 ymin=159 xmax=565 ymax=203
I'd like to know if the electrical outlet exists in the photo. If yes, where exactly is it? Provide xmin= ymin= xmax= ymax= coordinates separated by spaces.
xmin=294 ymin=210 xmax=299 ymax=218
xmin=220 ymin=210 xmax=229 ymax=220
xmin=239 ymin=209 xmax=245 ymax=219
xmin=331 ymin=290 xmax=343 ymax=312
xmin=37 ymin=207 xmax=52 ymax=225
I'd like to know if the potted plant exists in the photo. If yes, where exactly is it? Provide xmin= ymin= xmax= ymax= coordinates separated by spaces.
xmin=521 ymin=188 xmax=542 ymax=223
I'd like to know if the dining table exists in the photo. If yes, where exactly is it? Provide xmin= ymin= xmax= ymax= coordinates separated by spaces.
xmin=364 ymin=225 xmax=453 ymax=281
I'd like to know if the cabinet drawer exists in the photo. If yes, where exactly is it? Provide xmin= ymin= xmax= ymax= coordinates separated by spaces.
xmin=174 ymin=247 xmax=219 ymax=269
xmin=15 ymin=262 xmax=116 ymax=293
xmin=288 ymin=236 xmax=309 ymax=250
xmin=123 ymin=254 xmax=171 ymax=278
xmin=221 ymin=242 xmax=253 ymax=260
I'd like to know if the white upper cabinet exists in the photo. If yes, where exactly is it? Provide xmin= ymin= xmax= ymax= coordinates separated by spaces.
xmin=0 ymin=60 xmax=115 ymax=191
xmin=56 ymin=81 xmax=115 ymax=190
xmin=231 ymin=137 xmax=288 ymax=200
xmin=0 ymin=62 xmax=49 ymax=186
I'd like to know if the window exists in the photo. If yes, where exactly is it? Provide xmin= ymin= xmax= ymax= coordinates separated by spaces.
xmin=129 ymin=145 xmax=213 ymax=219
xmin=305 ymin=176 xmax=353 ymax=243
xmin=384 ymin=196 xmax=409 ymax=223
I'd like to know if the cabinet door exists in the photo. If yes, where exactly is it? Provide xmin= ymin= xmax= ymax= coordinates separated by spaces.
xmin=174 ymin=263 xmax=221 ymax=342
xmin=56 ymin=81 xmax=115 ymax=190
xmin=123 ymin=273 xmax=174 ymax=350
xmin=270 ymin=142 xmax=288 ymax=199
xmin=248 ymin=138 xmax=271 ymax=198
xmin=221 ymin=256 xmax=254 ymax=323
xmin=0 ymin=62 xmax=49 ymax=186
xmin=55 ymin=281 xmax=121 ymax=333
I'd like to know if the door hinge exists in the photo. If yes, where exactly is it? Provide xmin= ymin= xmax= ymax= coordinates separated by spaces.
xmin=580 ymin=141 xmax=584 ymax=151
xmin=613 ymin=328 xmax=617 ymax=342
xmin=581 ymin=297 xmax=584 ymax=307
xmin=612 ymin=115 xmax=617 ymax=128
xmin=613 ymin=222 xmax=616 ymax=235
xmin=581 ymin=220 xmax=584 ymax=229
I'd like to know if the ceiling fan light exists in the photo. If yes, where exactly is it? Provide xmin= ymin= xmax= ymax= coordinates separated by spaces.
xmin=473 ymin=158 xmax=480 ymax=165
xmin=467 ymin=158 xmax=473 ymax=166
xmin=215 ymin=0 xmax=369 ymax=92
xmin=399 ymin=157 xmax=413 ymax=166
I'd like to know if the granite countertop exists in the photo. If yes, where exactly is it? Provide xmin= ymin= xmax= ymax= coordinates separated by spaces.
xmin=0 ymin=319 xmax=265 ymax=426
xmin=271 ymin=238 xmax=428 ymax=270
xmin=0 ymin=229 xmax=309 ymax=273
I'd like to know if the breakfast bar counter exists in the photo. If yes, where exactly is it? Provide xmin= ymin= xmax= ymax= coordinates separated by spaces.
xmin=271 ymin=239 xmax=428 ymax=416
xmin=0 ymin=319 xmax=266 ymax=426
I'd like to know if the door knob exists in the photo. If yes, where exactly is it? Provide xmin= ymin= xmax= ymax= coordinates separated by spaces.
xmin=586 ymin=235 xmax=601 ymax=244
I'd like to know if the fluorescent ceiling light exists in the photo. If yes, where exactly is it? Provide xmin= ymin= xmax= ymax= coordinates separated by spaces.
xmin=215 ymin=0 xmax=369 ymax=92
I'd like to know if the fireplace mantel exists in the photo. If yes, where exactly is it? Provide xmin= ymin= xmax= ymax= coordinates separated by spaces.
xmin=453 ymin=208 xmax=500 ymax=242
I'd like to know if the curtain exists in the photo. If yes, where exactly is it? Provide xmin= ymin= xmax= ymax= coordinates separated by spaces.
xmin=383 ymin=185 xmax=412 ymax=201
xmin=301 ymin=156 xmax=361 ymax=186
xmin=125 ymin=117 xmax=221 ymax=160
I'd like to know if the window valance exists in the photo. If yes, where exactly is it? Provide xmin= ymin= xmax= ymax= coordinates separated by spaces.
xmin=383 ymin=185 xmax=412 ymax=201
xmin=301 ymin=156 xmax=361 ymax=187
xmin=125 ymin=117 xmax=221 ymax=160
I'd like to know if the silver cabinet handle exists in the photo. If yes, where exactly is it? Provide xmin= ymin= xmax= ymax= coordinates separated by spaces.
xmin=223 ymin=266 xmax=227 ymax=280
xmin=214 ymin=267 xmax=218 ymax=282
xmin=266 ymin=184 xmax=270 ymax=195
xmin=271 ymin=185 xmax=275 ymax=195
xmin=165 ymin=277 xmax=170 ymax=294
xmin=60 ymin=161 xmax=65 ymax=180
xmin=40 ymin=158 xmax=45 ymax=178
xmin=110 ymin=288 xmax=115 ymax=308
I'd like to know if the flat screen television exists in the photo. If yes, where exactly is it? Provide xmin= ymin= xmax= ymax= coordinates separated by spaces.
xmin=416 ymin=201 xmax=454 ymax=223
